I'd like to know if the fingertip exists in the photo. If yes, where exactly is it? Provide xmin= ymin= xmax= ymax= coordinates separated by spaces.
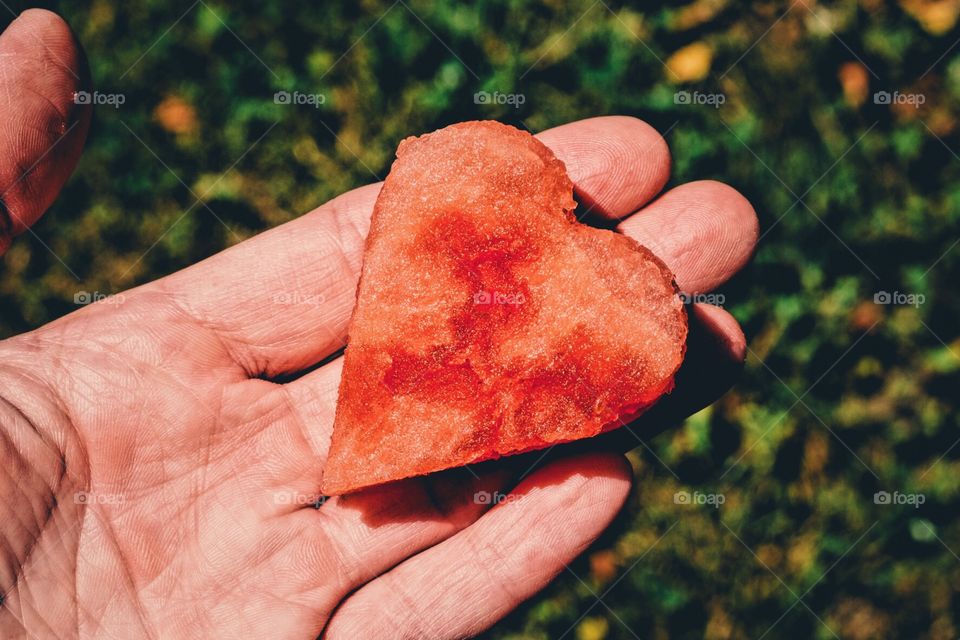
xmin=700 ymin=178 xmax=760 ymax=247
xmin=537 ymin=115 xmax=672 ymax=219
xmin=690 ymin=302 xmax=747 ymax=364
xmin=14 ymin=8 xmax=71 ymax=33
xmin=324 ymin=452 xmax=636 ymax=639
xmin=581 ymin=452 xmax=634 ymax=513
xmin=5 ymin=9 xmax=84 ymax=79
xmin=619 ymin=179 xmax=758 ymax=292
xmin=0 ymin=6 xmax=90 ymax=241
xmin=517 ymin=451 xmax=634 ymax=518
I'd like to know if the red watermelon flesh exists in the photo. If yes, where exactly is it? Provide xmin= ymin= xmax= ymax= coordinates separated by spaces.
xmin=321 ymin=121 xmax=687 ymax=495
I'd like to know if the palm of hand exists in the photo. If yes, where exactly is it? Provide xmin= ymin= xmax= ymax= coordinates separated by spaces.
xmin=15 ymin=291 xmax=434 ymax=637
xmin=0 ymin=10 xmax=757 ymax=639
xmin=4 ymin=225 xmax=631 ymax=639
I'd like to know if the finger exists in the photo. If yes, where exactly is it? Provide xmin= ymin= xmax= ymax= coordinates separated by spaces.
xmin=278 ymin=364 xmax=513 ymax=601
xmin=536 ymin=115 xmax=670 ymax=219
xmin=0 ymin=9 xmax=91 ymax=255
xmin=161 ymin=116 xmax=672 ymax=377
xmin=618 ymin=180 xmax=759 ymax=293
xmin=649 ymin=302 xmax=747 ymax=422
xmin=162 ymin=182 xmax=382 ymax=376
xmin=280 ymin=312 xmax=739 ymax=624
xmin=546 ymin=303 xmax=747 ymax=459
xmin=298 ymin=466 xmax=512 ymax=598
xmin=323 ymin=452 xmax=632 ymax=640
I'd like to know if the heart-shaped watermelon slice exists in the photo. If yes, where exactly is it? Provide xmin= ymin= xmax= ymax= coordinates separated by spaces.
xmin=321 ymin=121 xmax=687 ymax=495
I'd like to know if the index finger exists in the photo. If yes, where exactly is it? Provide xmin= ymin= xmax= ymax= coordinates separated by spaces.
xmin=0 ymin=10 xmax=91 ymax=255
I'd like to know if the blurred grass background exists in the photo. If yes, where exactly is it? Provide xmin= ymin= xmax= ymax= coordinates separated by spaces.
xmin=1 ymin=0 xmax=959 ymax=638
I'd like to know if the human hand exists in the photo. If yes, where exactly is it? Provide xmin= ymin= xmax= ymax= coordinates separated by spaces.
xmin=0 ymin=11 xmax=757 ymax=639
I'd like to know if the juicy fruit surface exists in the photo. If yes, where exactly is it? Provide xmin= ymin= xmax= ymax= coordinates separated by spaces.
xmin=322 ymin=121 xmax=686 ymax=495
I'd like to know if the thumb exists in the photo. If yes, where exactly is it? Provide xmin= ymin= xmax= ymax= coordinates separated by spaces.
xmin=0 ymin=9 xmax=91 ymax=256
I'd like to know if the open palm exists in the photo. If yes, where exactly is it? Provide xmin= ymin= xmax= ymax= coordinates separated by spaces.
xmin=0 ymin=10 xmax=758 ymax=639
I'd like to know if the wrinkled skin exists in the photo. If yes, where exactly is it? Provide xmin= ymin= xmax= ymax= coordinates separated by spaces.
xmin=0 ymin=10 xmax=758 ymax=639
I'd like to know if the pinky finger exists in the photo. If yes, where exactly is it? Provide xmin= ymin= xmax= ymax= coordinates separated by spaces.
xmin=323 ymin=452 xmax=633 ymax=639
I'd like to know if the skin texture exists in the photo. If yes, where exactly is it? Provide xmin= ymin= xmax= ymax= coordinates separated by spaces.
xmin=0 ymin=10 xmax=758 ymax=640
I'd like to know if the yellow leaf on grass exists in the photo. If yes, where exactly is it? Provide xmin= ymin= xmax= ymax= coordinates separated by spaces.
xmin=154 ymin=96 xmax=197 ymax=135
xmin=666 ymin=41 xmax=713 ymax=83
xmin=899 ymin=0 xmax=960 ymax=35
xmin=838 ymin=61 xmax=870 ymax=108
xmin=576 ymin=616 xmax=610 ymax=640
